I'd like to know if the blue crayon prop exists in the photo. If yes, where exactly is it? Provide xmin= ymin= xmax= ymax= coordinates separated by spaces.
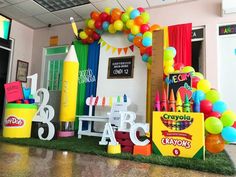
xmin=193 ymin=92 xmax=200 ymax=112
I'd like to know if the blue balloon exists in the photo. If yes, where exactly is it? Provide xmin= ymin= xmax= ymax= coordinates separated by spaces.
xmin=213 ymin=101 xmax=227 ymax=113
xmin=142 ymin=37 xmax=152 ymax=47
xmin=192 ymin=90 xmax=205 ymax=102
xmin=96 ymin=29 xmax=103 ymax=35
xmin=130 ymin=9 xmax=140 ymax=19
xmin=142 ymin=54 xmax=149 ymax=62
xmin=128 ymin=33 xmax=135 ymax=42
xmin=222 ymin=127 xmax=236 ymax=142
xmin=102 ymin=21 xmax=109 ymax=31
xmin=136 ymin=33 xmax=142 ymax=37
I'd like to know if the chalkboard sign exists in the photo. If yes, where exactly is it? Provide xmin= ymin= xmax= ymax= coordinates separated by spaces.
xmin=166 ymin=72 xmax=192 ymax=101
xmin=107 ymin=56 xmax=134 ymax=79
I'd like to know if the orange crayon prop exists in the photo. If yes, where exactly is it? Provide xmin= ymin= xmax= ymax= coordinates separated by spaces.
xmin=168 ymin=89 xmax=176 ymax=112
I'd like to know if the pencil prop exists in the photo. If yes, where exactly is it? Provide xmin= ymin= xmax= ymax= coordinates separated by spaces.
xmin=102 ymin=96 xmax=106 ymax=107
xmin=59 ymin=45 xmax=79 ymax=136
xmin=70 ymin=17 xmax=78 ymax=38
xmin=94 ymin=96 xmax=99 ymax=106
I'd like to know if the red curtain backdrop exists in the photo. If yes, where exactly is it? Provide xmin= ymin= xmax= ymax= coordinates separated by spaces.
xmin=168 ymin=23 xmax=192 ymax=66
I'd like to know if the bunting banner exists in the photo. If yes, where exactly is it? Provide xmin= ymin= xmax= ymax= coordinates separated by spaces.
xmin=99 ymin=37 xmax=134 ymax=55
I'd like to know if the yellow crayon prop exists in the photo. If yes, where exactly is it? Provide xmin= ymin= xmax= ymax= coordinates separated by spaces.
xmin=59 ymin=45 xmax=79 ymax=126
xmin=70 ymin=17 xmax=78 ymax=37
xmin=176 ymin=91 xmax=183 ymax=112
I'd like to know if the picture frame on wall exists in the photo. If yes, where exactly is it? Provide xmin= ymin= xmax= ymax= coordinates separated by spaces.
xmin=16 ymin=60 xmax=28 ymax=82
xmin=107 ymin=56 xmax=134 ymax=79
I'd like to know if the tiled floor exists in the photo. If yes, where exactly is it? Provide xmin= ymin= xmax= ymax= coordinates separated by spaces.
xmin=0 ymin=142 xmax=234 ymax=177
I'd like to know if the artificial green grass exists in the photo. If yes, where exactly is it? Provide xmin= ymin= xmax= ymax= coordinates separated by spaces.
xmin=0 ymin=136 xmax=235 ymax=175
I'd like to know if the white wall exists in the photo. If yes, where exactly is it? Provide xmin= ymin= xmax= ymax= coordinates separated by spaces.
xmin=31 ymin=22 xmax=85 ymax=87
xmin=96 ymin=33 xmax=147 ymax=123
xmin=10 ymin=20 xmax=34 ymax=82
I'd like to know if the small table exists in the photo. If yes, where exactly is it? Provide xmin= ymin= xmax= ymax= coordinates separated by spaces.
xmin=77 ymin=115 xmax=109 ymax=139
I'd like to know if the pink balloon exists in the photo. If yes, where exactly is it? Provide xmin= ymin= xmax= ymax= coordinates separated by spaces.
xmin=200 ymin=100 xmax=213 ymax=115
xmin=137 ymin=7 xmax=145 ymax=13
xmin=140 ymin=24 xmax=150 ymax=34
xmin=192 ymin=76 xmax=200 ymax=88
xmin=233 ymin=121 xmax=236 ymax=128
xmin=174 ymin=63 xmax=185 ymax=70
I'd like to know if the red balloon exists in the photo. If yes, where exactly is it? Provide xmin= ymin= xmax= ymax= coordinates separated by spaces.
xmin=81 ymin=39 xmax=88 ymax=44
xmin=145 ymin=46 xmax=152 ymax=56
xmin=208 ymin=111 xmax=221 ymax=118
xmin=92 ymin=31 xmax=100 ymax=41
xmin=192 ymin=76 xmax=200 ymax=88
xmin=233 ymin=121 xmax=236 ymax=128
xmin=100 ymin=12 xmax=108 ymax=22
xmin=200 ymin=100 xmax=213 ymax=115
xmin=137 ymin=7 xmax=145 ymax=13
xmin=95 ymin=20 xmax=102 ymax=29
xmin=174 ymin=63 xmax=185 ymax=70
xmin=140 ymin=24 xmax=150 ymax=33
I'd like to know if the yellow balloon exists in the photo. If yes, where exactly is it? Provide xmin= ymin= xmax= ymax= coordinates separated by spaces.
xmin=164 ymin=66 xmax=174 ymax=76
xmin=108 ymin=24 xmax=116 ymax=34
xmin=87 ymin=19 xmax=95 ymax=29
xmin=113 ymin=20 xmax=123 ymax=31
xmin=126 ymin=6 xmax=134 ymax=15
xmin=181 ymin=66 xmax=195 ymax=73
xmin=104 ymin=7 xmax=111 ymax=14
xmin=197 ymin=79 xmax=211 ymax=93
xmin=164 ymin=59 xmax=174 ymax=67
xmin=174 ymin=70 xmax=180 ymax=73
xmin=131 ymin=25 xmax=140 ymax=35
xmin=126 ymin=19 xmax=134 ymax=29
xmin=222 ymin=110 xmax=236 ymax=121
xmin=79 ymin=31 xmax=88 ymax=40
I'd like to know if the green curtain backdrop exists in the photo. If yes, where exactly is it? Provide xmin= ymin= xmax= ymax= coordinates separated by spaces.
xmin=73 ymin=40 xmax=88 ymax=130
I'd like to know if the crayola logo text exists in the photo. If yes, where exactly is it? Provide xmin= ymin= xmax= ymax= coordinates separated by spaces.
xmin=163 ymin=114 xmax=193 ymax=121
xmin=161 ymin=138 xmax=191 ymax=149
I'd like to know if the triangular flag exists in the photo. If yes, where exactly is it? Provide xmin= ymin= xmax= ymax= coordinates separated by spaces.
xmin=123 ymin=47 xmax=128 ymax=54
xmin=129 ymin=45 xmax=134 ymax=52
xmin=98 ymin=38 xmax=103 ymax=44
xmin=118 ymin=48 xmax=122 ymax=55
xmin=106 ymin=44 xmax=111 ymax=51
xmin=102 ymin=41 xmax=106 ymax=47
xmin=112 ymin=47 xmax=117 ymax=54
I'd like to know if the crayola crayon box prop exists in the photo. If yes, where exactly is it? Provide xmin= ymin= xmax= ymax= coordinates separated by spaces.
xmin=152 ymin=112 xmax=205 ymax=160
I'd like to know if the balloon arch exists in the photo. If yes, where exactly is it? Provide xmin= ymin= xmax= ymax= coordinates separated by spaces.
xmin=75 ymin=6 xmax=236 ymax=154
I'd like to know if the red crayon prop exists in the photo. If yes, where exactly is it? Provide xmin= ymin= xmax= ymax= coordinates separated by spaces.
xmin=94 ymin=96 xmax=99 ymax=106
xmin=161 ymin=89 xmax=168 ymax=111
xmin=168 ymin=89 xmax=176 ymax=112
xmin=154 ymin=90 xmax=160 ymax=111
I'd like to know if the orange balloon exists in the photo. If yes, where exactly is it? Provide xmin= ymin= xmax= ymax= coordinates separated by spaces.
xmin=139 ymin=45 xmax=146 ymax=55
xmin=133 ymin=36 xmax=143 ymax=48
xmin=86 ymin=36 xmax=94 ymax=44
xmin=111 ymin=8 xmax=122 ymax=21
xmin=150 ymin=24 xmax=160 ymax=32
xmin=84 ymin=28 xmax=93 ymax=36
xmin=90 ymin=11 xmax=100 ymax=21
xmin=123 ymin=29 xmax=130 ymax=34
xmin=205 ymin=134 xmax=225 ymax=154
xmin=134 ymin=16 xmax=144 ymax=26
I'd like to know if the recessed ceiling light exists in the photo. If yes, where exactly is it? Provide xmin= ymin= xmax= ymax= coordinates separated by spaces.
xmin=33 ymin=0 xmax=90 ymax=12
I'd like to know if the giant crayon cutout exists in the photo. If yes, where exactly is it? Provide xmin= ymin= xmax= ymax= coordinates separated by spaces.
xmin=58 ymin=45 xmax=79 ymax=137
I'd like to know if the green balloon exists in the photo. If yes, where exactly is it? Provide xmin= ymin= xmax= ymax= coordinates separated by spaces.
xmin=205 ymin=117 xmax=223 ymax=134
xmin=193 ymin=72 xmax=204 ymax=79
xmin=121 ymin=13 xmax=130 ymax=23
xmin=164 ymin=49 xmax=174 ymax=61
xmin=141 ymin=12 xmax=150 ymax=23
xmin=221 ymin=112 xmax=235 ymax=127
xmin=205 ymin=90 xmax=220 ymax=103
xmin=143 ymin=31 xmax=152 ymax=38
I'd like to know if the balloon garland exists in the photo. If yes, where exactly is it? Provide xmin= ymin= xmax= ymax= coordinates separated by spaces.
xmin=78 ymin=7 xmax=160 ymax=63
xmin=76 ymin=6 xmax=236 ymax=154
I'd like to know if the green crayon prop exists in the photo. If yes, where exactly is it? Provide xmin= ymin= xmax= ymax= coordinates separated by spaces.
xmin=183 ymin=94 xmax=191 ymax=112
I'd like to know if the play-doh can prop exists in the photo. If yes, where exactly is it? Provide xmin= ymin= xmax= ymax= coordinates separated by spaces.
xmin=3 ymin=103 xmax=37 ymax=138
